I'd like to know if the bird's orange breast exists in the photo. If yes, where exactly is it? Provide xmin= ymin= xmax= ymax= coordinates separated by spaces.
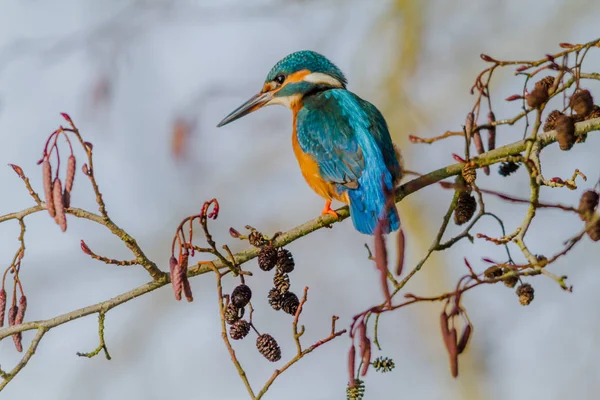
xmin=291 ymin=108 xmax=349 ymax=204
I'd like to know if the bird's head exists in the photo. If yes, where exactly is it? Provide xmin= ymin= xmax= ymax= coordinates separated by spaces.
xmin=217 ymin=50 xmax=346 ymax=127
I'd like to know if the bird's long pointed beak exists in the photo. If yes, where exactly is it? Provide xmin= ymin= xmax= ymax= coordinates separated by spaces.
xmin=217 ymin=91 xmax=273 ymax=127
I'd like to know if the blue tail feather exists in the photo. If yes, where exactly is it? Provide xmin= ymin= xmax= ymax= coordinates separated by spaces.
xmin=346 ymin=170 xmax=400 ymax=235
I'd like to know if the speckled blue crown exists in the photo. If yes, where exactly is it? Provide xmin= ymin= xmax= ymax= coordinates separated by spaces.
xmin=265 ymin=50 xmax=347 ymax=87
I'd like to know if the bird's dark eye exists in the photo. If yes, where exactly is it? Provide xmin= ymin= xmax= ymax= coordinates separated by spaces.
xmin=275 ymin=74 xmax=285 ymax=84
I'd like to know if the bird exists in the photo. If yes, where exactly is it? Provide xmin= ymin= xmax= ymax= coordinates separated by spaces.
xmin=217 ymin=50 xmax=401 ymax=235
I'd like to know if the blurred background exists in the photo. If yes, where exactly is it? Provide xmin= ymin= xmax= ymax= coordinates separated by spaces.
xmin=1 ymin=1 xmax=600 ymax=399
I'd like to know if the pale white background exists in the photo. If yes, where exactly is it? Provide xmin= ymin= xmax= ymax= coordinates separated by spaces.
xmin=1 ymin=1 xmax=600 ymax=399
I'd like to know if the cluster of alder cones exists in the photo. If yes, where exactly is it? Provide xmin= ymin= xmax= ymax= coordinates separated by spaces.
xmin=224 ymin=283 xmax=282 ymax=362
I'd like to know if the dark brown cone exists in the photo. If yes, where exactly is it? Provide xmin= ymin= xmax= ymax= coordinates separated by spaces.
xmin=585 ymin=105 xmax=600 ymax=120
xmin=43 ymin=159 xmax=55 ymax=217
xmin=229 ymin=319 xmax=250 ymax=340
xmin=484 ymin=266 xmax=503 ymax=280
xmin=516 ymin=283 xmax=534 ymax=306
xmin=536 ymin=75 xmax=555 ymax=91
xmin=258 ymin=245 xmax=278 ymax=271
xmin=543 ymin=110 xmax=563 ymax=132
xmin=454 ymin=192 xmax=477 ymax=225
xmin=256 ymin=334 xmax=282 ymax=362
xmin=526 ymin=86 xmax=549 ymax=108
xmin=52 ymin=178 xmax=67 ymax=232
xmin=586 ymin=220 xmax=600 ymax=242
xmin=231 ymin=284 xmax=252 ymax=308
xmin=578 ymin=191 xmax=599 ymax=221
xmin=280 ymin=291 xmax=299 ymax=315
xmin=498 ymin=162 xmax=520 ymax=177
xmin=0 ymin=289 xmax=6 ymax=327
xmin=570 ymin=89 xmax=594 ymax=116
xmin=555 ymin=115 xmax=576 ymax=151
xmin=276 ymin=248 xmax=295 ymax=273
xmin=273 ymin=270 xmax=290 ymax=294
xmin=62 ymin=190 xmax=71 ymax=209
xmin=248 ymin=230 xmax=266 ymax=247
xmin=502 ymin=269 xmax=519 ymax=288
xmin=65 ymin=155 xmax=76 ymax=192
xmin=268 ymin=288 xmax=282 ymax=311
xmin=225 ymin=302 xmax=244 ymax=325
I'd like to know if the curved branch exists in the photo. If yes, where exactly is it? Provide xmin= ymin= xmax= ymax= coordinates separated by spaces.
xmin=0 ymin=117 xmax=597 ymax=345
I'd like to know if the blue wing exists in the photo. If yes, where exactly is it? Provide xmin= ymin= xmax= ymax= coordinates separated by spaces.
xmin=296 ymin=90 xmax=365 ymax=189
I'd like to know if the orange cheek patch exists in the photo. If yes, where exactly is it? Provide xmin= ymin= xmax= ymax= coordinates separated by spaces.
xmin=285 ymin=69 xmax=311 ymax=84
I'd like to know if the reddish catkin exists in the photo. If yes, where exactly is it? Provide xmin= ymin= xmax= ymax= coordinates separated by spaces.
xmin=53 ymin=178 xmax=67 ymax=232
xmin=360 ymin=338 xmax=372 ymax=377
xmin=457 ymin=324 xmax=472 ymax=354
xmin=0 ymin=288 xmax=6 ymax=327
xmin=348 ymin=344 xmax=356 ymax=385
xmin=65 ymin=155 xmax=76 ymax=193
xmin=15 ymin=295 xmax=27 ymax=325
xmin=179 ymin=252 xmax=193 ymax=302
xmin=170 ymin=256 xmax=182 ymax=301
xmin=8 ymin=305 xmax=22 ymax=352
xmin=43 ymin=159 xmax=55 ymax=217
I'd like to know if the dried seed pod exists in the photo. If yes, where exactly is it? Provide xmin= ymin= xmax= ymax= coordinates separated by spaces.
xmin=537 ymin=75 xmax=556 ymax=91
xmin=516 ymin=283 xmax=534 ymax=306
xmin=570 ymin=89 xmax=594 ymax=116
xmin=457 ymin=324 xmax=472 ymax=354
xmin=229 ymin=319 xmax=250 ymax=340
xmin=578 ymin=191 xmax=599 ymax=221
xmin=346 ymin=379 xmax=365 ymax=400
xmin=273 ymin=270 xmax=290 ymax=294
xmin=225 ymin=302 xmax=244 ymax=325
xmin=256 ymin=333 xmax=282 ymax=362
xmin=15 ymin=295 xmax=27 ymax=325
xmin=555 ymin=115 xmax=576 ymax=151
xmin=276 ymin=248 xmax=295 ymax=273
xmin=586 ymin=220 xmax=600 ymax=242
xmin=43 ymin=159 xmax=55 ymax=217
xmin=543 ymin=110 xmax=563 ymax=132
xmin=169 ymin=256 xmax=182 ymax=301
xmin=280 ymin=291 xmax=299 ymax=315
xmin=498 ymin=161 xmax=520 ymax=177
xmin=487 ymin=111 xmax=496 ymax=152
xmin=454 ymin=191 xmax=477 ymax=226
xmin=526 ymin=86 xmax=549 ymax=108
xmin=268 ymin=288 xmax=282 ymax=311
xmin=231 ymin=284 xmax=252 ymax=308
xmin=502 ymin=269 xmax=519 ymax=288
xmin=65 ymin=155 xmax=76 ymax=192
xmin=52 ymin=178 xmax=67 ymax=232
xmin=461 ymin=164 xmax=476 ymax=184
xmin=248 ymin=230 xmax=266 ymax=247
xmin=258 ymin=245 xmax=278 ymax=271
xmin=484 ymin=265 xmax=503 ymax=280
xmin=585 ymin=105 xmax=600 ymax=120
xmin=372 ymin=357 xmax=395 ymax=373
xmin=0 ymin=288 xmax=6 ymax=327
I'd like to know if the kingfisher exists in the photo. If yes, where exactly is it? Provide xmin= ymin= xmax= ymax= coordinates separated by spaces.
xmin=217 ymin=50 xmax=401 ymax=235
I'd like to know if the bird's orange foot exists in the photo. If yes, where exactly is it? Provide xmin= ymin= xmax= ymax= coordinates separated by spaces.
xmin=321 ymin=200 xmax=340 ymax=219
